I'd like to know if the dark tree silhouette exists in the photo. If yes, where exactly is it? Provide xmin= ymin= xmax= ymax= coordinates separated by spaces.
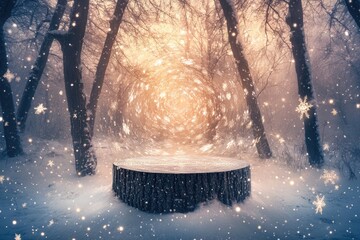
xmin=219 ymin=0 xmax=272 ymax=158
xmin=51 ymin=0 xmax=97 ymax=176
xmin=88 ymin=0 xmax=129 ymax=137
xmin=0 ymin=0 xmax=23 ymax=157
xmin=286 ymin=0 xmax=324 ymax=167
xmin=16 ymin=0 xmax=67 ymax=132
xmin=344 ymin=0 xmax=360 ymax=29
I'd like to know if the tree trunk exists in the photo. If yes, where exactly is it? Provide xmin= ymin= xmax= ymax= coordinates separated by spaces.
xmin=88 ymin=0 xmax=129 ymax=137
xmin=344 ymin=0 xmax=360 ymax=29
xmin=219 ymin=0 xmax=272 ymax=158
xmin=52 ymin=0 xmax=97 ymax=176
xmin=0 ymin=0 xmax=23 ymax=157
xmin=16 ymin=0 xmax=67 ymax=133
xmin=113 ymin=156 xmax=251 ymax=213
xmin=286 ymin=0 xmax=324 ymax=167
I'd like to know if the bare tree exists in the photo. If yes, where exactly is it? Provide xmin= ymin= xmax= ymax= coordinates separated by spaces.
xmin=219 ymin=0 xmax=272 ymax=158
xmin=51 ymin=0 xmax=97 ymax=176
xmin=88 ymin=0 xmax=129 ymax=137
xmin=0 ymin=0 xmax=23 ymax=157
xmin=16 ymin=0 xmax=67 ymax=132
xmin=286 ymin=0 xmax=324 ymax=167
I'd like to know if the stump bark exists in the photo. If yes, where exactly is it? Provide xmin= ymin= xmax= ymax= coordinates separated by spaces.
xmin=112 ymin=155 xmax=251 ymax=213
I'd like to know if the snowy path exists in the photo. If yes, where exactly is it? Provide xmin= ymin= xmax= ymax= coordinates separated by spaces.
xmin=1 ymin=138 xmax=359 ymax=239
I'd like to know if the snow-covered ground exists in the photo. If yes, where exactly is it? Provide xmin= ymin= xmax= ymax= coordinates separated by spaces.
xmin=0 ymin=137 xmax=359 ymax=240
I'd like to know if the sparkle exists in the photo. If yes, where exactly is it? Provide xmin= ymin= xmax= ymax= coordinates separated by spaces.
xmin=34 ymin=103 xmax=47 ymax=115
xmin=48 ymin=219 xmax=54 ymax=226
xmin=320 ymin=170 xmax=339 ymax=185
xmin=0 ymin=175 xmax=4 ymax=184
xmin=313 ymin=195 xmax=326 ymax=214
xmin=295 ymin=96 xmax=313 ymax=119
xmin=323 ymin=143 xmax=330 ymax=151
xmin=14 ymin=233 xmax=21 ymax=240
xmin=117 ymin=226 xmax=124 ymax=232
xmin=331 ymin=108 xmax=337 ymax=116
xmin=123 ymin=123 xmax=130 ymax=135
xmin=235 ymin=206 xmax=241 ymax=212
xmin=47 ymin=160 xmax=55 ymax=167
xmin=3 ymin=70 xmax=15 ymax=82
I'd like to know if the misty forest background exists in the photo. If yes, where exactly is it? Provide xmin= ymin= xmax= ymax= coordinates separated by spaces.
xmin=1 ymin=0 xmax=360 ymax=178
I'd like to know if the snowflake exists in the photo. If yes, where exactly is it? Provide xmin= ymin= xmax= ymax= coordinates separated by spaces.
xmin=320 ymin=170 xmax=339 ymax=185
xmin=34 ymin=103 xmax=47 ymax=115
xmin=48 ymin=219 xmax=54 ymax=226
xmin=3 ymin=70 xmax=15 ymax=82
xmin=323 ymin=143 xmax=330 ymax=151
xmin=331 ymin=108 xmax=337 ymax=116
xmin=295 ymin=96 xmax=313 ymax=119
xmin=47 ymin=160 xmax=55 ymax=167
xmin=0 ymin=175 xmax=5 ymax=184
xmin=313 ymin=195 xmax=326 ymax=214
xmin=14 ymin=233 xmax=21 ymax=240
xmin=123 ymin=123 xmax=130 ymax=135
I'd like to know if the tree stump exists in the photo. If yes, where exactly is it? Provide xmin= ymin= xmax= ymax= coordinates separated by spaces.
xmin=112 ymin=155 xmax=251 ymax=213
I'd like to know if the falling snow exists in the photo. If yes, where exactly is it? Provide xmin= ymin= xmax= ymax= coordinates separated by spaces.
xmin=1 ymin=0 xmax=360 ymax=239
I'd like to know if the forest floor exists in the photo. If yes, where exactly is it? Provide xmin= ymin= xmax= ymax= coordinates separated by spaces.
xmin=0 ymin=136 xmax=359 ymax=240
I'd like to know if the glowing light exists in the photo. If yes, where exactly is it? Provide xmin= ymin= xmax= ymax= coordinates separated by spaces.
xmin=0 ymin=175 xmax=4 ymax=184
xmin=117 ymin=226 xmax=124 ymax=232
xmin=331 ymin=108 xmax=337 ymax=116
xmin=235 ymin=206 xmax=241 ymax=212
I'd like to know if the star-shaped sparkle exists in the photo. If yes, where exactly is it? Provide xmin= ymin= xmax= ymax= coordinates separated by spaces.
xmin=313 ymin=195 xmax=326 ymax=214
xmin=323 ymin=143 xmax=330 ymax=151
xmin=48 ymin=219 xmax=54 ymax=226
xmin=14 ymin=233 xmax=21 ymax=240
xmin=296 ymin=96 xmax=313 ymax=119
xmin=47 ymin=160 xmax=55 ymax=167
xmin=3 ymin=70 xmax=15 ymax=82
xmin=331 ymin=108 xmax=338 ymax=116
xmin=34 ymin=103 xmax=47 ymax=115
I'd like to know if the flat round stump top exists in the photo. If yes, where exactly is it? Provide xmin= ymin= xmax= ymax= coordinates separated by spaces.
xmin=114 ymin=155 xmax=249 ymax=174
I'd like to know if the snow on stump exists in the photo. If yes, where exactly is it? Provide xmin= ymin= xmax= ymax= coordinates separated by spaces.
xmin=112 ymin=155 xmax=251 ymax=213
